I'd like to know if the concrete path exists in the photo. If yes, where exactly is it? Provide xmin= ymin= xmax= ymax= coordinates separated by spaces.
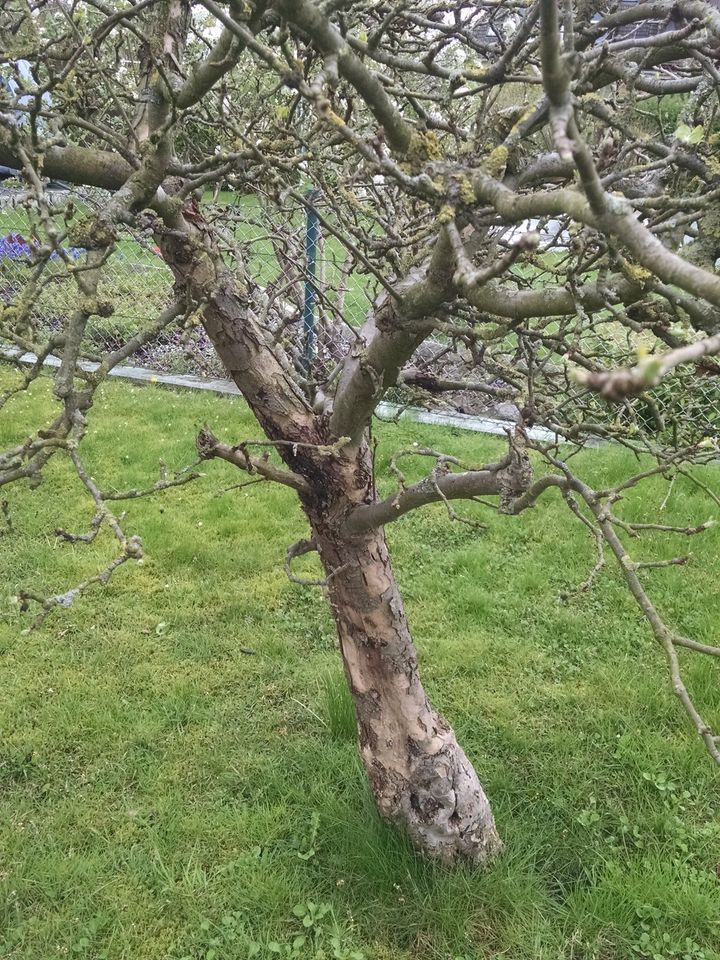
xmin=2 ymin=348 xmax=565 ymax=444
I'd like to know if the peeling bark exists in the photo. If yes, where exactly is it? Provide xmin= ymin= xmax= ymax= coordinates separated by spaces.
xmin=314 ymin=518 xmax=501 ymax=864
xmin=303 ymin=445 xmax=502 ymax=865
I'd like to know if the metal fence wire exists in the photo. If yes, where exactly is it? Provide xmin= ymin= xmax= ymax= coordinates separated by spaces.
xmin=0 ymin=182 xmax=372 ymax=377
xmin=1 ymin=182 xmax=719 ymax=443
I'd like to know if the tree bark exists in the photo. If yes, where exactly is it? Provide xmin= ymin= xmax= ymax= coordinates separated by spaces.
xmin=308 ymin=498 xmax=502 ymax=865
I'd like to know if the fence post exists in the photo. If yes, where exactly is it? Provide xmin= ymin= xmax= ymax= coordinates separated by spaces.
xmin=302 ymin=189 xmax=320 ymax=374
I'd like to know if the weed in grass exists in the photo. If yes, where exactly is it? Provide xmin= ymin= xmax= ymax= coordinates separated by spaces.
xmin=319 ymin=668 xmax=357 ymax=743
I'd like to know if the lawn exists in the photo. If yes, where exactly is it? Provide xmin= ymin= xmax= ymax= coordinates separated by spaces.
xmin=0 ymin=373 xmax=719 ymax=960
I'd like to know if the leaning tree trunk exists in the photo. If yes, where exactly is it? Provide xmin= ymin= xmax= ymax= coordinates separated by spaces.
xmin=157 ymin=203 xmax=501 ymax=865
xmin=310 ymin=508 xmax=502 ymax=865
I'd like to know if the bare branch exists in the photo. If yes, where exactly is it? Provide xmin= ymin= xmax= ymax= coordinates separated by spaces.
xmin=196 ymin=427 xmax=312 ymax=495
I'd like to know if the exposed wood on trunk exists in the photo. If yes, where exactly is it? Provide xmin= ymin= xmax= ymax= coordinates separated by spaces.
xmin=313 ymin=513 xmax=502 ymax=864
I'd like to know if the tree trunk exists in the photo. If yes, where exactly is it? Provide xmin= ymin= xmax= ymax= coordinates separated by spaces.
xmin=157 ymin=207 xmax=501 ymax=864
xmin=310 ymin=515 xmax=502 ymax=865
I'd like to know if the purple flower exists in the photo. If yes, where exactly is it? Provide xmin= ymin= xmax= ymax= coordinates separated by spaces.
xmin=0 ymin=233 xmax=84 ymax=261
xmin=0 ymin=234 xmax=30 ymax=260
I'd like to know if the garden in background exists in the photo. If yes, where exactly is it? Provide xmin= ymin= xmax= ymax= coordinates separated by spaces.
xmin=0 ymin=189 xmax=376 ymax=381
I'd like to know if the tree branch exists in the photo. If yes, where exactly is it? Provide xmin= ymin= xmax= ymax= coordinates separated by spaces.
xmin=196 ymin=426 xmax=312 ymax=494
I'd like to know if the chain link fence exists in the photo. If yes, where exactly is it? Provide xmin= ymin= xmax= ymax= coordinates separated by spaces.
xmin=2 ymin=180 xmax=719 ymax=444
xmin=0 ymin=181 xmax=374 ymax=379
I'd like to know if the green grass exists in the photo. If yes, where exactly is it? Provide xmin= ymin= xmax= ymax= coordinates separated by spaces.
xmin=0 ymin=372 xmax=719 ymax=960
